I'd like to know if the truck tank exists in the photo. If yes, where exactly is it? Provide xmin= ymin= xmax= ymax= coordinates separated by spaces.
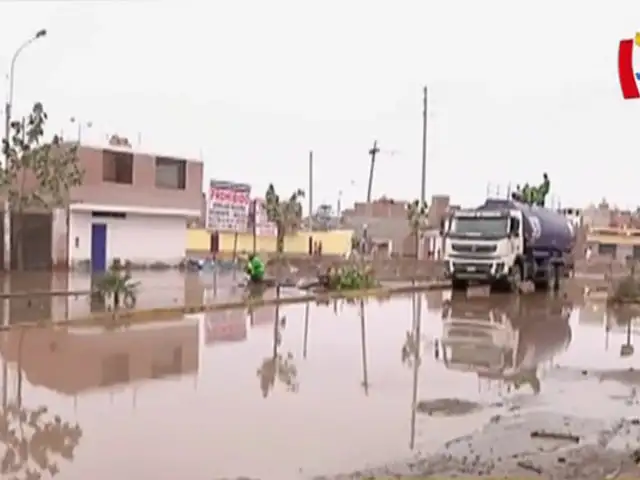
xmin=478 ymin=198 xmax=574 ymax=254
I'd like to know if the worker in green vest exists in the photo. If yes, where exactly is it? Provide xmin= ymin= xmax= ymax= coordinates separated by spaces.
xmin=521 ymin=183 xmax=531 ymax=204
xmin=529 ymin=185 xmax=540 ymax=206
xmin=245 ymin=253 xmax=266 ymax=283
xmin=538 ymin=173 xmax=550 ymax=207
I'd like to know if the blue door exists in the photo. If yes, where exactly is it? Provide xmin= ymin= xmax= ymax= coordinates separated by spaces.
xmin=91 ymin=223 xmax=107 ymax=272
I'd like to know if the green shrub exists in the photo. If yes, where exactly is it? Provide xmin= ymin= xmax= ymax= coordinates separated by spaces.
xmin=92 ymin=260 xmax=140 ymax=313
xmin=325 ymin=265 xmax=378 ymax=291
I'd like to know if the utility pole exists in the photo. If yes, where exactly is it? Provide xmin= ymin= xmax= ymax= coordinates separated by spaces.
xmin=420 ymin=86 xmax=427 ymax=205
xmin=308 ymin=151 xmax=313 ymax=231
xmin=366 ymin=140 xmax=379 ymax=203
xmin=418 ymin=86 xmax=428 ymax=260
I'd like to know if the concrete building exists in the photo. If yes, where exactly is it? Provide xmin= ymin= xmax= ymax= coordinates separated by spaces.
xmin=0 ymin=143 xmax=203 ymax=271
xmin=586 ymin=226 xmax=640 ymax=261
xmin=63 ymin=145 xmax=203 ymax=270
xmin=341 ymin=195 xmax=452 ymax=256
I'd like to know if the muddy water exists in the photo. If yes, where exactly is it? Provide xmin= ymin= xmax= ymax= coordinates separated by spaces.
xmin=0 ymin=292 xmax=637 ymax=480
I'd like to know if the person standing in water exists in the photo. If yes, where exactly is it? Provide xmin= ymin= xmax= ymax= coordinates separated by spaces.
xmin=245 ymin=253 xmax=265 ymax=283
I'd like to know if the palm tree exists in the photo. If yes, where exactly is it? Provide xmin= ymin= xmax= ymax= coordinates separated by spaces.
xmin=265 ymin=184 xmax=305 ymax=254
xmin=406 ymin=200 xmax=428 ymax=259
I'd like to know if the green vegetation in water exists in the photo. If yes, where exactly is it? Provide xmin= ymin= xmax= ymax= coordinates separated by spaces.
xmin=92 ymin=259 xmax=140 ymax=313
xmin=324 ymin=265 xmax=379 ymax=291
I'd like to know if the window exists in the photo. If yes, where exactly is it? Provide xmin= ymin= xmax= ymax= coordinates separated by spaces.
xmin=102 ymin=149 xmax=133 ymax=184
xmin=597 ymin=243 xmax=617 ymax=256
xmin=155 ymin=156 xmax=186 ymax=189
xmin=91 ymin=211 xmax=126 ymax=219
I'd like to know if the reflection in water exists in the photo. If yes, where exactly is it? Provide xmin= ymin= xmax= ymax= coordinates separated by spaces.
xmin=257 ymin=288 xmax=299 ymax=398
xmin=583 ymin=301 xmax=637 ymax=358
xmin=359 ymin=299 xmax=369 ymax=394
xmin=0 ymin=404 xmax=82 ymax=480
xmin=302 ymin=303 xmax=310 ymax=359
xmin=409 ymin=291 xmax=423 ymax=450
xmin=610 ymin=307 xmax=637 ymax=358
xmin=205 ymin=309 xmax=247 ymax=345
xmin=0 ymin=319 xmax=199 ymax=395
xmin=438 ymin=293 xmax=574 ymax=394
xmin=0 ymin=292 xmax=638 ymax=479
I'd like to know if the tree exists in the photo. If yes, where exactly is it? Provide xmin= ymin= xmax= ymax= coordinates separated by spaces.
xmin=0 ymin=102 xmax=84 ymax=271
xmin=406 ymin=199 xmax=428 ymax=259
xmin=264 ymin=184 xmax=305 ymax=253
xmin=0 ymin=403 xmax=83 ymax=480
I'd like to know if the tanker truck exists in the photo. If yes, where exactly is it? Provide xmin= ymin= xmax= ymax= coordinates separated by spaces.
xmin=439 ymin=294 xmax=573 ymax=392
xmin=441 ymin=198 xmax=575 ymax=292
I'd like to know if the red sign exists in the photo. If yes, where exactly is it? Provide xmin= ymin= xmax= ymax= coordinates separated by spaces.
xmin=210 ymin=187 xmax=250 ymax=206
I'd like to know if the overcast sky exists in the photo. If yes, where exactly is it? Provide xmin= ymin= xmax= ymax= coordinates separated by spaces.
xmin=1 ymin=0 xmax=640 ymax=213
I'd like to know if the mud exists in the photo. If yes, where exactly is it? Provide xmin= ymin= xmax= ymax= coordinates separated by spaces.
xmin=324 ymin=413 xmax=640 ymax=479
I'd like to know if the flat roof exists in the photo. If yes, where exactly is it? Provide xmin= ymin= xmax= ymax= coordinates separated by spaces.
xmin=78 ymin=143 xmax=201 ymax=163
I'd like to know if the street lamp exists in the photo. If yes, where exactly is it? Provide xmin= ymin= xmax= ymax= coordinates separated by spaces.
xmin=3 ymin=29 xmax=48 ymax=159
xmin=69 ymin=117 xmax=93 ymax=144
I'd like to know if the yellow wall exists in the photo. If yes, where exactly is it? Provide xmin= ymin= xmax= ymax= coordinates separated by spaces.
xmin=588 ymin=227 xmax=640 ymax=246
xmin=186 ymin=229 xmax=353 ymax=256
xmin=187 ymin=228 xmax=210 ymax=251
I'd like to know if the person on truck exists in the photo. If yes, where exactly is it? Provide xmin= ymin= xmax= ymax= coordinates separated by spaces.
xmin=537 ymin=173 xmax=550 ymax=207
xmin=245 ymin=253 xmax=265 ymax=283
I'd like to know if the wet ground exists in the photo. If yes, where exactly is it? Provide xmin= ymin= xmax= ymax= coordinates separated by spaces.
xmin=0 ymin=290 xmax=638 ymax=479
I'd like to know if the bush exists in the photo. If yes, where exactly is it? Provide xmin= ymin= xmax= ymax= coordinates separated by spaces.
xmin=323 ymin=265 xmax=378 ymax=291
xmin=92 ymin=259 xmax=140 ymax=312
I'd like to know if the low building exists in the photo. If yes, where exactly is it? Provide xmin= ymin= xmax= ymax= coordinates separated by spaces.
xmin=586 ymin=226 xmax=640 ymax=261
xmin=341 ymin=195 xmax=452 ymax=257
xmin=61 ymin=144 xmax=203 ymax=270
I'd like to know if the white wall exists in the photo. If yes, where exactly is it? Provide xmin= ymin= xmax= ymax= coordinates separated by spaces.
xmin=69 ymin=212 xmax=186 ymax=266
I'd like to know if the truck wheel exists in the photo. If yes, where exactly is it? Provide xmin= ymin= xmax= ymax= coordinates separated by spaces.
xmin=552 ymin=264 xmax=562 ymax=292
xmin=534 ymin=279 xmax=550 ymax=292
xmin=451 ymin=278 xmax=468 ymax=290
xmin=509 ymin=264 xmax=522 ymax=293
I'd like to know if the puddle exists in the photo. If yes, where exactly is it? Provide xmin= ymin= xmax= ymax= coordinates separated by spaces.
xmin=0 ymin=291 xmax=636 ymax=479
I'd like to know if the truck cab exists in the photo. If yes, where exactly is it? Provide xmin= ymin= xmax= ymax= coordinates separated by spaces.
xmin=441 ymin=208 xmax=524 ymax=290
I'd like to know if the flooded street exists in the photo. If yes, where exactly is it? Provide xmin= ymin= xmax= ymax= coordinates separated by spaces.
xmin=0 ymin=291 xmax=638 ymax=479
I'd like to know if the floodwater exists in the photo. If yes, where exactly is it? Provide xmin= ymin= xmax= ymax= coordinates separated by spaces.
xmin=0 ymin=290 xmax=637 ymax=480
